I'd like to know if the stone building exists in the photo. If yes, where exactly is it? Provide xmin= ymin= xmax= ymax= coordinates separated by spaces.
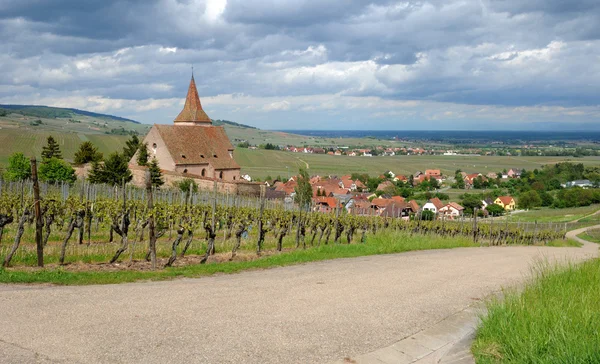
xmin=132 ymin=75 xmax=241 ymax=181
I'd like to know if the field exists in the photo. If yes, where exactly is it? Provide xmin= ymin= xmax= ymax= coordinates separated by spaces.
xmin=472 ymin=258 xmax=600 ymax=363
xmin=578 ymin=228 xmax=600 ymax=243
xmin=505 ymin=205 xmax=600 ymax=223
xmin=233 ymin=147 xmax=600 ymax=179
xmin=0 ymin=128 xmax=131 ymax=166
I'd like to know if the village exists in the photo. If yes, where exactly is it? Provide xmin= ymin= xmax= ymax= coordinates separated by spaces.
xmin=265 ymin=168 xmax=519 ymax=219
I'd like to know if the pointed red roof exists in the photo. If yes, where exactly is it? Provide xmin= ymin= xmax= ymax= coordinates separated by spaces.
xmin=174 ymin=76 xmax=211 ymax=124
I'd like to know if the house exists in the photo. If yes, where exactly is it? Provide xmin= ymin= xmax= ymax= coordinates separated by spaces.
xmin=408 ymin=200 xmax=420 ymax=213
xmin=563 ymin=180 xmax=593 ymax=188
xmin=481 ymin=198 xmax=494 ymax=209
xmin=334 ymin=150 xmax=342 ymax=156
xmin=439 ymin=202 xmax=464 ymax=218
xmin=425 ymin=169 xmax=441 ymax=177
xmin=486 ymin=172 xmax=499 ymax=179
xmin=380 ymin=202 xmax=412 ymax=219
xmin=422 ymin=198 xmax=444 ymax=214
xmin=384 ymin=171 xmax=396 ymax=178
xmin=348 ymin=151 xmax=357 ymax=157
xmin=313 ymin=197 xmax=341 ymax=213
xmin=376 ymin=180 xmax=395 ymax=192
xmin=132 ymin=75 xmax=240 ymax=181
xmin=494 ymin=196 xmax=516 ymax=211
xmin=507 ymin=169 xmax=522 ymax=178
xmin=241 ymin=174 xmax=252 ymax=182
xmin=393 ymin=174 xmax=408 ymax=183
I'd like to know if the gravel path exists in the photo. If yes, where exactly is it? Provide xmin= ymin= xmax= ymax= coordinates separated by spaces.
xmin=0 ymin=238 xmax=597 ymax=364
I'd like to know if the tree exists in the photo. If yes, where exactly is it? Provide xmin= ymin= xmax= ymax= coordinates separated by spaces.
xmin=294 ymin=167 xmax=313 ymax=209
xmin=3 ymin=152 xmax=31 ymax=181
xmin=461 ymin=194 xmax=483 ymax=214
xmin=148 ymin=158 xmax=164 ymax=188
xmin=88 ymin=152 xmax=132 ymax=186
xmin=421 ymin=210 xmax=435 ymax=221
xmin=38 ymin=158 xmax=76 ymax=184
xmin=74 ymin=141 xmax=102 ymax=164
xmin=485 ymin=203 xmax=505 ymax=216
xmin=453 ymin=170 xmax=465 ymax=189
xmin=137 ymin=142 xmax=149 ymax=166
xmin=518 ymin=190 xmax=542 ymax=209
xmin=41 ymin=136 xmax=62 ymax=160
xmin=178 ymin=178 xmax=198 ymax=193
xmin=123 ymin=135 xmax=140 ymax=160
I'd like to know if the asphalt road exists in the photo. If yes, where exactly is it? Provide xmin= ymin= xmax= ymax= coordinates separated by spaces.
xmin=1 ymin=232 xmax=597 ymax=364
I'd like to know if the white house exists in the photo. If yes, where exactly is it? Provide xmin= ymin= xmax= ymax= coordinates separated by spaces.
xmin=439 ymin=202 xmax=465 ymax=217
xmin=422 ymin=198 xmax=444 ymax=214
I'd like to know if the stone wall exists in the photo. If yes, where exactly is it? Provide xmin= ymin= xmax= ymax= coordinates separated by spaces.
xmin=74 ymin=164 xmax=260 ymax=196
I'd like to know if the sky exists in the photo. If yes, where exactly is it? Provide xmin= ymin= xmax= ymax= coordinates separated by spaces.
xmin=1 ymin=0 xmax=599 ymax=131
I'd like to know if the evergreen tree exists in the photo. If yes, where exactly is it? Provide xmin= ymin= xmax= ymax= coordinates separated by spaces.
xmin=38 ymin=158 xmax=76 ymax=184
xmin=123 ymin=135 xmax=140 ymax=160
xmin=137 ymin=142 xmax=149 ymax=166
xmin=3 ymin=152 xmax=31 ymax=181
xmin=148 ymin=158 xmax=164 ymax=188
xmin=74 ymin=141 xmax=103 ymax=164
xmin=87 ymin=152 xmax=132 ymax=186
xmin=41 ymin=136 xmax=62 ymax=160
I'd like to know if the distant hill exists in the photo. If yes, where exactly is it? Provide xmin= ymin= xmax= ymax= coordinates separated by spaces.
xmin=0 ymin=104 xmax=140 ymax=124
xmin=212 ymin=119 xmax=258 ymax=130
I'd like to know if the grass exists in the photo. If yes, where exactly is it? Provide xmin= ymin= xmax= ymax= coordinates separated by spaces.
xmin=577 ymin=228 xmax=600 ymax=243
xmin=0 ymin=231 xmax=476 ymax=285
xmin=507 ymin=204 xmax=600 ymax=223
xmin=234 ymin=147 xmax=600 ymax=179
xmin=546 ymin=238 xmax=582 ymax=247
xmin=472 ymin=258 xmax=600 ymax=363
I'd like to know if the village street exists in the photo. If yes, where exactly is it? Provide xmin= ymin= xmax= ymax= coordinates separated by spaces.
xmin=0 ymin=231 xmax=597 ymax=364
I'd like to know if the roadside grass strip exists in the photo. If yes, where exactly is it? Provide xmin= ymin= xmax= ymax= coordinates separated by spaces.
xmin=472 ymin=258 xmax=600 ymax=363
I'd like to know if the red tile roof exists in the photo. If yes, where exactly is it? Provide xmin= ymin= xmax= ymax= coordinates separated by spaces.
xmin=174 ymin=76 xmax=211 ymax=124
xmin=154 ymin=124 xmax=239 ymax=170
xmin=429 ymin=197 xmax=444 ymax=210
xmin=497 ymin=196 xmax=514 ymax=205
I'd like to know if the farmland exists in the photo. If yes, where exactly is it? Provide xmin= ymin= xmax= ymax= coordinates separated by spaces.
xmin=233 ymin=147 xmax=600 ymax=179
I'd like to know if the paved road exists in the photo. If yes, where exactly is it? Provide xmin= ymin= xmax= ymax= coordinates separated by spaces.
xmin=1 ymin=233 xmax=597 ymax=364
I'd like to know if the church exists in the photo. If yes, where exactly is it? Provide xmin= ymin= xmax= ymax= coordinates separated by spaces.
xmin=133 ymin=75 xmax=241 ymax=181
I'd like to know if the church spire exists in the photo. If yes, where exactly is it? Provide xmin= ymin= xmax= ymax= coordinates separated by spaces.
xmin=174 ymin=75 xmax=211 ymax=125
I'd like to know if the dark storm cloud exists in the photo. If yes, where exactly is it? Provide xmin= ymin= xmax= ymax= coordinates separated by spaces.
xmin=0 ymin=0 xmax=599 ymax=127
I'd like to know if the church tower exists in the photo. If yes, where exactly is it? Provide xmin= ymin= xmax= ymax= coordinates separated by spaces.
xmin=173 ymin=75 xmax=212 ymax=126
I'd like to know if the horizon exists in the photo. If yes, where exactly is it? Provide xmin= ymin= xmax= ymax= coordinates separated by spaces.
xmin=1 ymin=1 xmax=599 ymax=131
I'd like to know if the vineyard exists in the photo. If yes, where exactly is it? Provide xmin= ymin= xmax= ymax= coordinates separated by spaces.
xmin=0 ymin=178 xmax=570 ymax=271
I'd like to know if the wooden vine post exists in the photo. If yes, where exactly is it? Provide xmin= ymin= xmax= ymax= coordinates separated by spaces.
xmin=31 ymin=158 xmax=44 ymax=267
xmin=146 ymin=170 xmax=157 ymax=270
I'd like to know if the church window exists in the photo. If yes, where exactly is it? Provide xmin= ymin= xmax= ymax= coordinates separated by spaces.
xmin=219 ymin=171 xmax=223 ymax=179
xmin=201 ymin=169 xmax=206 ymax=177
xmin=152 ymin=143 xmax=157 ymax=153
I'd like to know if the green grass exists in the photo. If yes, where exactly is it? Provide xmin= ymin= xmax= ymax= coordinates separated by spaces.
xmin=545 ymin=238 xmax=582 ymax=247
xmin=234 ymin=147 xmax=600 ymax=179
xmin=0 ymin=231 xmax=476 ymax=285
xmin=507 ymin=204 xmax=600 ymax=223
xmin=0 ymin=128 xmax=131 ymax=165
xmin=472 ymin=258 xmax=600 ymax=363
xmin=577 ymin=228 xmax=600 ymax=243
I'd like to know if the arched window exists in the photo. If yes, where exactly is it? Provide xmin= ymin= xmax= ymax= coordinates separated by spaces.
xmin=152 ymin=143 xmax=157 ymax=154
xmin=201 ymin=169 xmax=206 ymax=177
xmin=183 ymin=169 xmax=188 ymax=174
xmin=219 ymin=171 xmax=223 ymax=179
xmin=233 ymin=176 xmax=236 ymax=181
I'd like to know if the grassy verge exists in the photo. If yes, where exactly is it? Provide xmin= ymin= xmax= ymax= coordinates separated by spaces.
xmin=545 ymin=238 xmax=582 ymax=247
xmin=472 ymin=258 xmax=600 ymax=363
xmin=507 ymin=204 xmax=600 ymax=223
xmin=577 ymin=228 xmax=600 ymax=243
xmin=0 ymin=231 xmax=475 ymax=285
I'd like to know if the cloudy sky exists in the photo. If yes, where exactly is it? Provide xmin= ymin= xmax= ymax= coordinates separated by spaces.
xmin=1 ymin=0 xmax=599 ymax=130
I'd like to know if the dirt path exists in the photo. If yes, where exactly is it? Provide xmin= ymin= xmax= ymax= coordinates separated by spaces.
xmin=0 ymin=242 xmax=597 ymax=364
